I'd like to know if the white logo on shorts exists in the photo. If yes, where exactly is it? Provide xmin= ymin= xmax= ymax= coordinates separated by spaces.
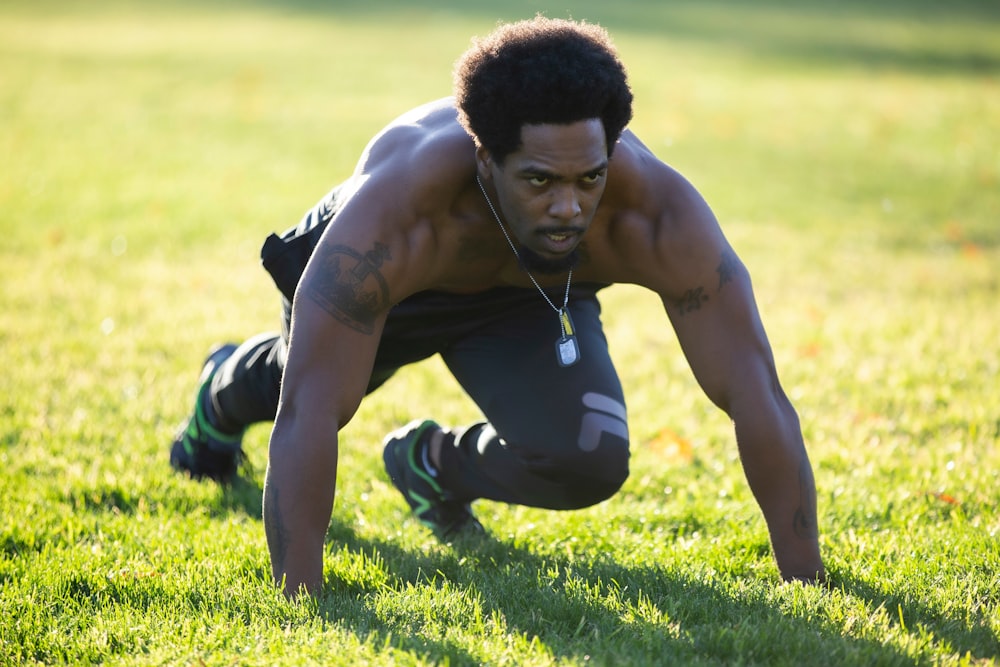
xmin=577 ymin=392 xmax=628 ymax=452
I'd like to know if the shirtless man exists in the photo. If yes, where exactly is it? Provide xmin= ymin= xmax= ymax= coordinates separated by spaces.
xmin=170 ymin=16 xmax=826 ymax=595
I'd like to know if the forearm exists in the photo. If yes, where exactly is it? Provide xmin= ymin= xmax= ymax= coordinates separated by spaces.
xmin=733 ymin=396 xmax=825 ymax=582
xmin=263 ymin=416 xmax=338 ymax=596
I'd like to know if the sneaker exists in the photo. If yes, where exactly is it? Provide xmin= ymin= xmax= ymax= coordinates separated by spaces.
xmin=383 ymin=419 xmax=483 ymax=539
xmin=170 ymin=343 xmax=246 ymax=484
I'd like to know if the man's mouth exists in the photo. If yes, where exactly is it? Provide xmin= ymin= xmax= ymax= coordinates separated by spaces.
xmin=536 ymin=227 xmax=585 ymax=254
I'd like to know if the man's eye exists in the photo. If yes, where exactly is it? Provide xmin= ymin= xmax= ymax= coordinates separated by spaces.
xmin=581 ymin=172 xmax=604 ymax=185
xmin=528 ymin=176 xmax=549 ymax=187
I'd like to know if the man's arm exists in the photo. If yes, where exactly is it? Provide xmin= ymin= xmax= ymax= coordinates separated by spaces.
xmin=623 ymin=157 xmax=825 ymax=582
xmin=664 ymin=245 xmax=825 ymax=582
xmin=262 ymin=231 xmax=394 ymax=596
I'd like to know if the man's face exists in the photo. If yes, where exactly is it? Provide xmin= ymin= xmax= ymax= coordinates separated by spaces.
xmin=480 ymin=119 xmax=609 ymax=275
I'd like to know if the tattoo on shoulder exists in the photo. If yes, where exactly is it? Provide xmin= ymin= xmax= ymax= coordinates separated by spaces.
xmin=305 ymin=242 xmax=392 ymax=335
xmin=673 ymin=286 xmax=709 ymax=316
xmin=716 ymin=248 xmax=743 ymax=290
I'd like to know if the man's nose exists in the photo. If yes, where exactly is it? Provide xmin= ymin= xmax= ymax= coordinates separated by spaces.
xmin=548 ymin=185 xmax=581 ymax=220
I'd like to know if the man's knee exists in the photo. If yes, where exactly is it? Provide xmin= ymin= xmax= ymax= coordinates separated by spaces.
xmin=519 ymin=430 xmax=629 ymax=510
xmin=560 ymin=390 xmax=630 ymax=507
xmin=556 ymin=438 xmax=630 ymax=508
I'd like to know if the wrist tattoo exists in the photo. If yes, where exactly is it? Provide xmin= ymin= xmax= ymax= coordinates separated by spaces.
xmin=263 ymin=484 xmax=289 ymax=580
xmin=792 ymin=459 xmax=819 ymax=540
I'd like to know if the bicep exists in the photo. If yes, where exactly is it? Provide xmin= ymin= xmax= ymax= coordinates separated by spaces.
xmin=279 ymin=231 xmax=400 ymax=428
xmin=634 ymin=173 xmax=780 ymax=412
xmin=663 ymin=258 xmax=780 ymax=416
xmin=280 ymin=295 xmax=385 ymax=431
xmin=278 ymin=180 xmax=422 ymax=426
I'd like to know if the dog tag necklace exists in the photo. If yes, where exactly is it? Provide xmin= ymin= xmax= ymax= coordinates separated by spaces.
xmin=477 ymin=175 xmax=580 ymax=367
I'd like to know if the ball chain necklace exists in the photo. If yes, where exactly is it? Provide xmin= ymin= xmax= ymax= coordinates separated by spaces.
xmin=476 ymin=174 xmax=580 ymax=367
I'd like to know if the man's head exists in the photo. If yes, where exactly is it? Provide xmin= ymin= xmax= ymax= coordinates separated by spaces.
xmin=454 ymin=16 xmax=633 ymax=165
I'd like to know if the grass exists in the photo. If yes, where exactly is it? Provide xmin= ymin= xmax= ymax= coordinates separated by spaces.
xmin=1 ymin=0 xmax=998 ymax=664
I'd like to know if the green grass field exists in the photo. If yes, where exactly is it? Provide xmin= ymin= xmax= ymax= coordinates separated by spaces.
xmin=2 ymin=0 xmax=998 ymax=664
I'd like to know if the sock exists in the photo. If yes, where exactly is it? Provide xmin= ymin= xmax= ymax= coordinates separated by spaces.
xmin=199 ymin=384 xmax=242 ymax=436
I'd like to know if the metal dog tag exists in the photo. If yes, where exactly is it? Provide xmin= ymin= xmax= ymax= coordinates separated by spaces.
xmin=555 ymin=308 xmax=580 ymax=367
xmin=556 ymin=335 xmax=580 ymax=367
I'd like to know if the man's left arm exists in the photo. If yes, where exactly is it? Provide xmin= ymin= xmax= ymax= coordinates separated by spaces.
xmin=662 ymin=244 xmax=826 ymax=583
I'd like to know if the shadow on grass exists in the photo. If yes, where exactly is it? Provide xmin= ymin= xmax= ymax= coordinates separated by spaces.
xmin=835 ymin=573 xmax=1000 ymax=663
xmin=307 ymin=520 xmax=998 ymax=665
xmin=152 ymin=473 xmax=997 ymax=662
xmin=64 ymin=469 xmax=267 ymax=525
xmin=156 ymin=466 xmax=998 ymax=661
xmin=69 ymin=474 xmax=265 ymax=519
xmin=217 ymin=474 xmax=264 ymax=518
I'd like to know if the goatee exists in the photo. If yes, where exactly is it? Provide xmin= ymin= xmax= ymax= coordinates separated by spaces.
xmin=517 ymin=245 xmax=581 ymax=275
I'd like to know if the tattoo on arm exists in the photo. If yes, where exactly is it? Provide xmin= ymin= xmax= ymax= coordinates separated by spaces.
xmin=673 ymin=286 xmax=709 ymax=316
xmin=263 ymin=484 xmax=289 ymax=582
xmin=792 ymin=459 xmax=819 ymax=540
xmin=304 ymin=242 xmax=392 ymax=334
xmin=672 ymin=250 xmax=744 ymax=317
xmin=716 ymin=248 xmax=742 ymax=290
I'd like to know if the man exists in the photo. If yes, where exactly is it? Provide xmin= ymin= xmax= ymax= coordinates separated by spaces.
xmin=170 ymin=16 xmax=826 ymax=595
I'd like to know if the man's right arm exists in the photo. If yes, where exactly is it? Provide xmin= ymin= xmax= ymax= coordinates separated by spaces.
xmin=262 ymin=234 xmax=393 ymax=596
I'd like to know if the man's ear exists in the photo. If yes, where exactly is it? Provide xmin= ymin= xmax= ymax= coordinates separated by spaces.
xmin=475 ymin=146 xmax=493 ymax=181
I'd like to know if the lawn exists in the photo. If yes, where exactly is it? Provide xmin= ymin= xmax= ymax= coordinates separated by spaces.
xmin=1 ymin=0 xmax=998 ymax=665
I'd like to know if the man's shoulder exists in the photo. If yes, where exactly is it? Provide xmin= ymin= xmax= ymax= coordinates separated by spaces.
xmin=367 ymin=99 xmax=470 ymax=156
xmin=601 ymin=130 xmax=688 ymax=215
xmin=611 ymin=130 xmax=723 ymax=227
xmin=609 ymin=130 xmax=671 ymax=182
xmin=356 ymin=99 xmax=474 ymax=189
xmin=386 ymin=97 xmax=460 ymax=129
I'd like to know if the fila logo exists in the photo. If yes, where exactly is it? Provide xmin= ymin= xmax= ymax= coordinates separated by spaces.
xmin=577 ymin=392 xmax=628 ymax=452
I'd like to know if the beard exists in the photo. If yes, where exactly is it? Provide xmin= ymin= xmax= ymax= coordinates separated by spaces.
xmin=517 ymin=244 xmax=581 ymax=275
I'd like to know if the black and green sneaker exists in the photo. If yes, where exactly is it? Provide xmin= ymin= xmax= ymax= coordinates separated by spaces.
xmin=169 ymin=343 xmax=246 ymax=484
xmin=382 ymin=419 xmax=483 ymax=540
